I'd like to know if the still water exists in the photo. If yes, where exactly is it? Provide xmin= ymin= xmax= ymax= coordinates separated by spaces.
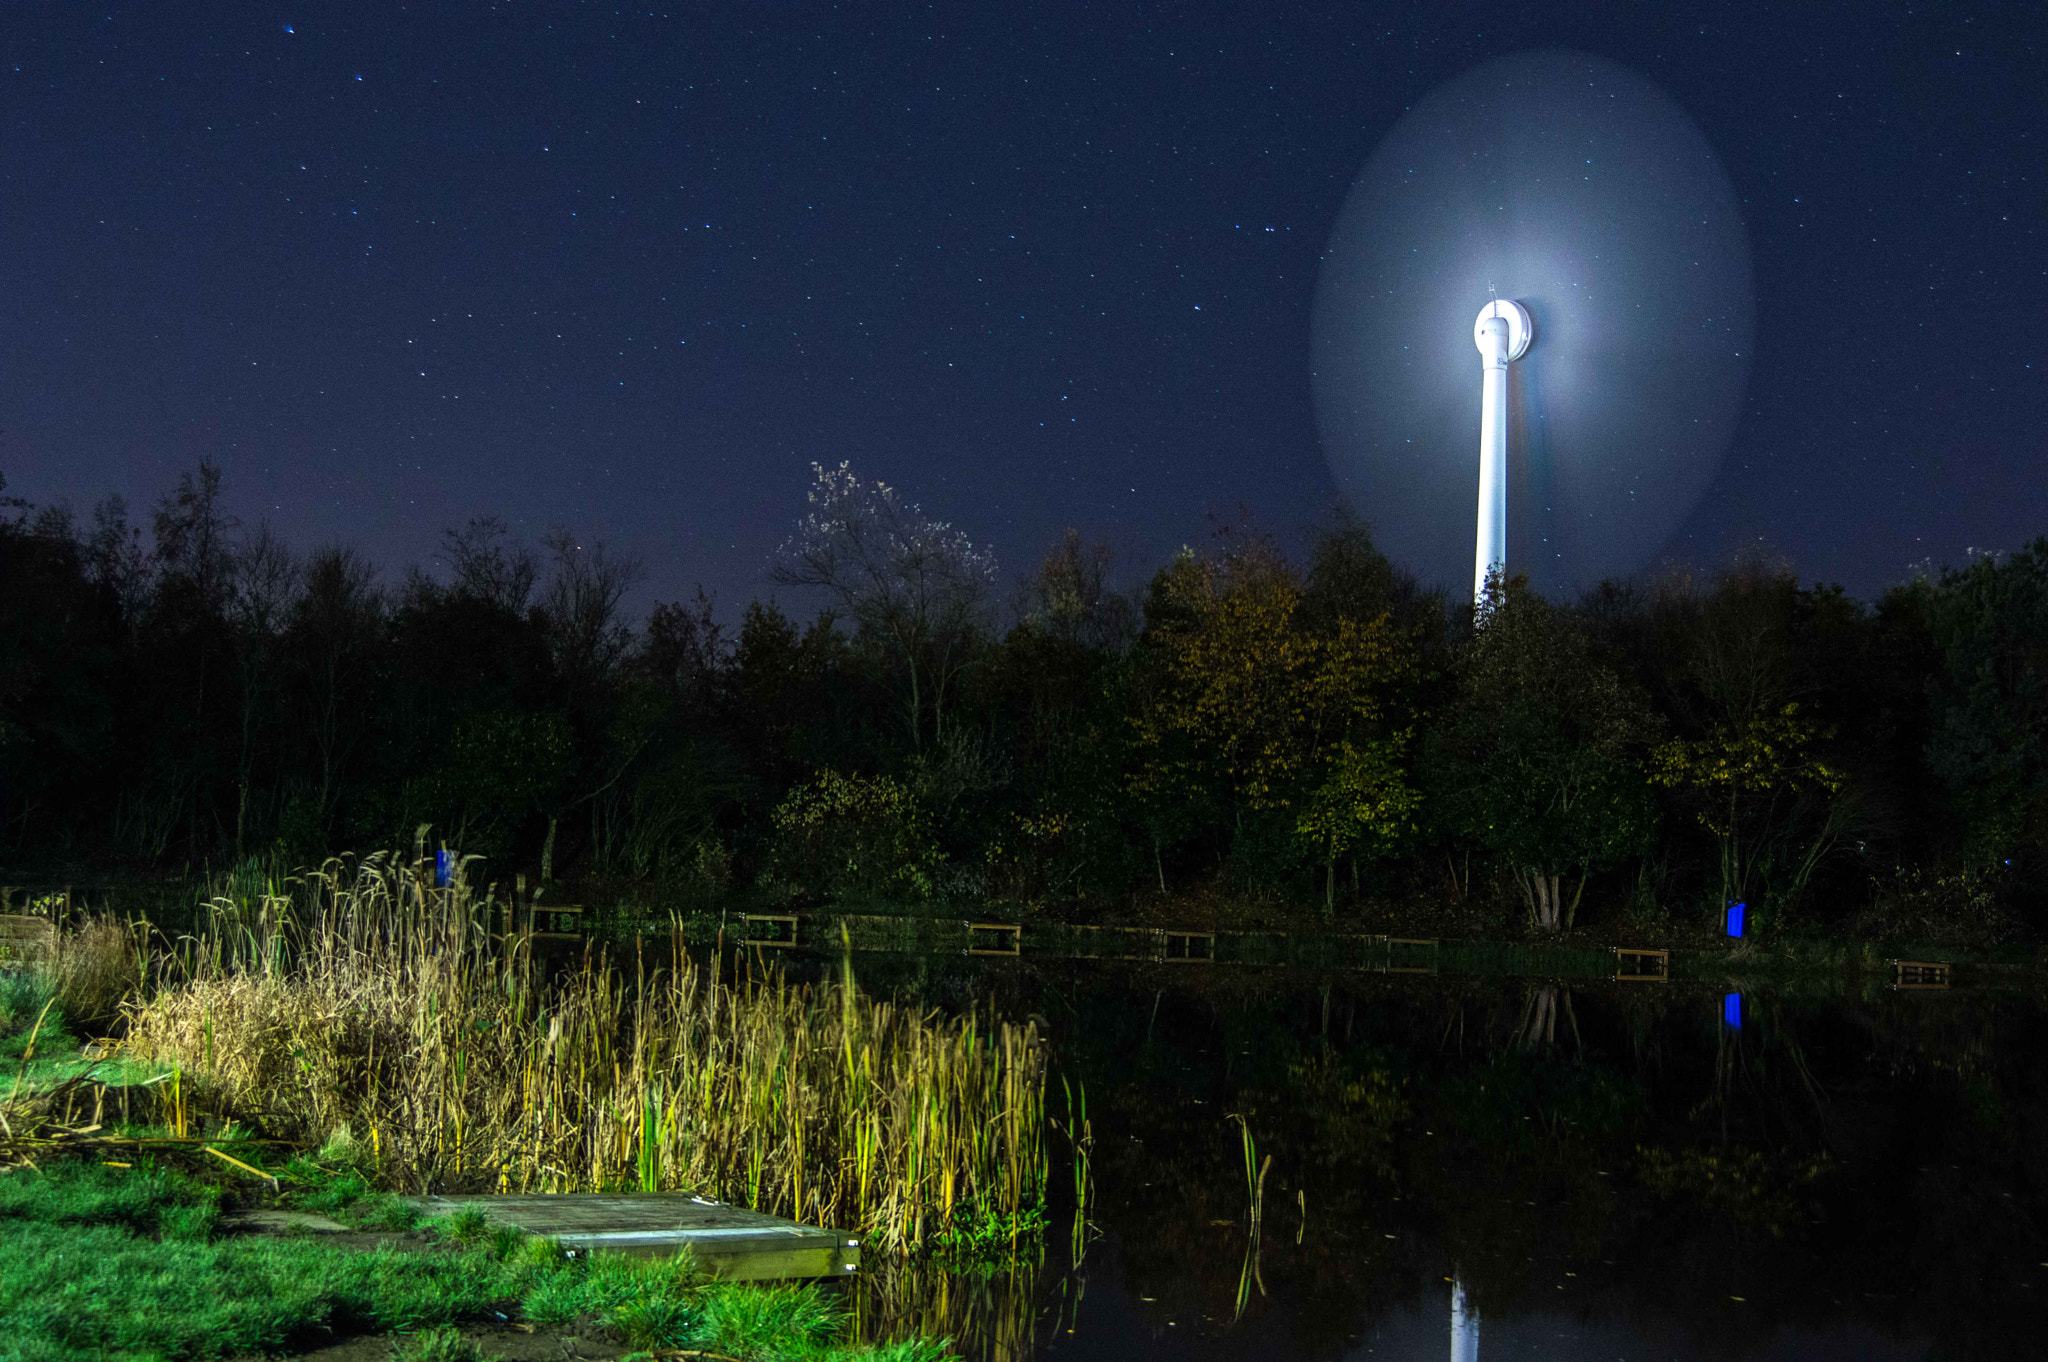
xmin=849 ymin=961 xmax=2046 ymax=1360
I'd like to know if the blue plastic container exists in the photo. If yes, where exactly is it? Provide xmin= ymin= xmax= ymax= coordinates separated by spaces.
xmin=1725 ymin=901 xmax=1746 ymax=938
xmin=434 ymin=849 xmax=454 ymax=888
xmin=1723 ymin=992 xmax=1742 ymax=1030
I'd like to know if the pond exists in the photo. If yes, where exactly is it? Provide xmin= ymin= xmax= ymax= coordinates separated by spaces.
xmin=841 ymin=959 xmax=2048 ymax=1360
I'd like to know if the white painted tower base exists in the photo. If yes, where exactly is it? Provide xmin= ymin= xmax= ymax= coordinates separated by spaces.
xmin=1472 ymin=300 xmax=1532 ymax=605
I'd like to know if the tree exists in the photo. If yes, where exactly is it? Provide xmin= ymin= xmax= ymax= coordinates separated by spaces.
xmin=1429 ymin=577 xmax=1660 ymax=931
xmin=408 ymin=707 xmax=574 ymax=861
xmin=1628 ymin=562 xmax=1858 ymax=923
xmin=774 ymin=462 xmax=995 ymax=751
xmin=438 ymin=515 xmax=536 ymax=613
xmin=137 ymin=460 xmax=242 ymax=856
xmin=537 ymin=529 xmax=646 ymax=700
xmin=0 ymin=479 xmax=124 ymax=852
xmin=1128 ymin=541 xmax=1420 ymax=892
xmin=1017 ymin=528 xmax=1135 ymax=653
xmin=1295 ymin=737 xmax=1420 ymax=913
xmin=1916 ymin=540 xmax=2048 ymax=867
xmin=1649 ymin=701 xmax=1842 ymax=914
xmin=284 ymin=547 xmax=383 ymax=850
xmin=151 ymin=460 xmax=238 ymax=618
xmin=639 ymin=589 xmax=725 ymax=707
xmin=227 ymin=526 xmax=301 ymax=855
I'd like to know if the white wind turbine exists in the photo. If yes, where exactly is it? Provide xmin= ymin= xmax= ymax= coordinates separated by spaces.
xmin=1472 ymin=298 xmax=1532 ymax=605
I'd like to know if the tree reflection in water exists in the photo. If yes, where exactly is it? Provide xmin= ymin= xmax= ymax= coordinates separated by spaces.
xmin=828 ymin=957 xmax=2045 ymax=1359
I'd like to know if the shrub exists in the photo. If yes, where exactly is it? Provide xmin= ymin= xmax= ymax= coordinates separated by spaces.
xmin=1856 ymin=864 xmax=2018 ymax=949
xmin=768 ymin=770 xmax=943 ymax=901
xmin=0 ymin=966 xmax=58 ymax=1054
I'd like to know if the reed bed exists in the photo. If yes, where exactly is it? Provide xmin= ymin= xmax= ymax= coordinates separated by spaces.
xmin=121 ymin=850 xmax=1050 ymax=1255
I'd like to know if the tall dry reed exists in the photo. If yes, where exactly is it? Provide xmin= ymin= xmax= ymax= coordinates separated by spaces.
xmin=123 ymin=851 xmax=1048 ymax=1255
xmin=47 ymin=915 xmax=146 ymax=1032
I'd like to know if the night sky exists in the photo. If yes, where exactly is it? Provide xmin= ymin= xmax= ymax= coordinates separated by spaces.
xmin=4 ymin=2 xmax=2042 ymax=613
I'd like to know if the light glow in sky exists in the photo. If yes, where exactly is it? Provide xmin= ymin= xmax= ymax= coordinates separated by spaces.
xmin=1313 ymin=49 xmax=1754 ymax=595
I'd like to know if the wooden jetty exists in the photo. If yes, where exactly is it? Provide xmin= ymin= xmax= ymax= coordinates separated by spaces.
xmin=409 ymin=1193 xmax=860 ymax=1281
xmin=1612 ymin=946 xmax=1670 ymax=982
xmin=0 ymin=913 xmax=56 ymax=963
xmin=738 ymin=913 xmax=800 ymax=948
xmin=967 ymin=922 xmax=1022 ymax=956
xmin=1890 ymin=959 xmax=1951 ymax=990
xmin=1385 ymin=936 xmax=1440 ymax=975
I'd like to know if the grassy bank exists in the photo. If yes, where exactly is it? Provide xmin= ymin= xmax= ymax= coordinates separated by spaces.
xmin=0 ymin=1157 xmax=952 ymax=1362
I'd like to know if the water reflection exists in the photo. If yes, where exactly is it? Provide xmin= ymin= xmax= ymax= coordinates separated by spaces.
xmin=836 ymin=959 xmax=2045 ymax=1359
xmin=1450 ymin=1273 xmax=1478 ymax=1362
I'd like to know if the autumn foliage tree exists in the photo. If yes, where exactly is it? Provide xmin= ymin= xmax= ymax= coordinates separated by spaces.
xmin=1649 ymin=702 xmax=1843 ymax=915
xmin=1128 ymin=541 xmax=1421 ymax=898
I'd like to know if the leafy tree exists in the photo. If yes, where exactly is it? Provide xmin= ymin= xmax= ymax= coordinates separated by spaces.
xmin=725 ymin=600 xmax=876 ymax=804
xmin=1429 ymin=577 xmax=1660 ymax=931
xmin=1592 ymin=561 xmax=1868 ymax=926
xmin=1128 ymin=542 xmax=1419 ymax=892
xmin=1649 ymin=701 xmax=1842 ymax=915
xmin=970 ymin=531 xmax=1138 ymax=895
xmin=1916 ymin=540 xmax=2048 ymax=868
xmin=1015 ymin=528 xmax=1135 ymax=653
xmin=407 ymin=707 xmax=575 ymax=861
xmin=1294 ymin=737 xmax=1420 ymax=913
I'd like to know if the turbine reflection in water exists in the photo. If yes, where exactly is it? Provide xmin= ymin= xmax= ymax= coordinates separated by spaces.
xmin=1452 ymin=1272 xmax=1480 ymax=1362
xmin=1313 ymin=49 xmax=1754 ymax=596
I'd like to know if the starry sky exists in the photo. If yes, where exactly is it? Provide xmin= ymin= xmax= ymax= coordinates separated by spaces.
xmin=3 ymin=2 xmax=2042 ymax=612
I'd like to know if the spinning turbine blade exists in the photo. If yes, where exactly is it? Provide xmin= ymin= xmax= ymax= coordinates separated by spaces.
xmin=1313 ymin=50 xmax=1754 ymax=597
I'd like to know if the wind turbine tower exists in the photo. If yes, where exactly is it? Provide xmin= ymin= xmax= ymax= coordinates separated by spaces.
xmin=1472 ymin=299 xmax=1532 ymax=605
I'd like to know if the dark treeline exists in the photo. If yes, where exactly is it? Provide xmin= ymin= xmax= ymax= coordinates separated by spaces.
xmin=3 ymin=461 xmax=2044 ymax=942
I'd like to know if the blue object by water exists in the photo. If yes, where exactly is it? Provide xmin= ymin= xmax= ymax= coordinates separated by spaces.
xmin=1723 ymin=992 xmax=1742 ymax=1029
xmin=434 ymin=849 xmax=454 ymax=888
xmin=1725 ymin=901 xmax=1746 ymax=938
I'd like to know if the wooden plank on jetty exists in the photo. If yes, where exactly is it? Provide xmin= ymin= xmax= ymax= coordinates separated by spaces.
xmin=738 ymin=913 xmax=800 ymax=948
xmin=1613 ymin=947 xmax=1669 ymax=982
xmin=966 ymin=922 xmax=1022 ymax=956
xmin=532 ymin=904 xmax=585 ymax=941
xmin=1890 ymin=959 xmax=1951 ymax=990
xmin=1066 ymin=923 xmax=1154 ymax=961
xmin=1386 ymin=936 xmax=1440 ymax=975
xmin=409 ymin=1193 xmax=860 ymax=1281
xmin=0 ymin=913 xmax=56 ymax=963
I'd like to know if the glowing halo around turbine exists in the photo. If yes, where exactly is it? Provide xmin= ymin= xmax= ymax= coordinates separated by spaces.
xmin=1311 ymin=49 xmax=1754 ymax=597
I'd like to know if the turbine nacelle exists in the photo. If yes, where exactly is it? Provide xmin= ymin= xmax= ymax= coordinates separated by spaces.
xmin=1473 ymin=299 xmax=1533 ymax=367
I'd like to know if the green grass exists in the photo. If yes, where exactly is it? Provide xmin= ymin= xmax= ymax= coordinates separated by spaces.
xmin=0 ymin=1159 xmax=956 ymax=1362
xmin=391 ymin=1327 xmax=494 ymax=1362
xmin=1 ymin=965 xmax=174 ymax=1095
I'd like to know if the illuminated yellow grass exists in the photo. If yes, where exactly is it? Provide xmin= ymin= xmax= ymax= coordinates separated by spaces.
xmin=124 ymin=851 xmax=1048 ymax=1255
